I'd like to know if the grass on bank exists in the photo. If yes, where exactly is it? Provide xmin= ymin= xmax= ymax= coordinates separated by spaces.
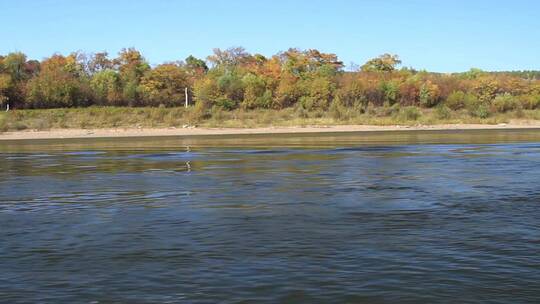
xmin=1 ymin=104 xmax=540 ymax=132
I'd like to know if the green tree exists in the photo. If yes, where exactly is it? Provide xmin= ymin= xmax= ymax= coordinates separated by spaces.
xmin=90 ymin=69 xmax=122 ymax=105
xmin=2 ymin=52 xmax=28 ymax=81
xmin=215 ymin=70 xmax=244 ymax=108
xmin=419 ymin=81 xmax=440 ymax=107
xmin=299 ymin=76 xmax=335 ymax=110
xmin=462 ymin=68 xmax=485 ymax=80
xmin=242 ymin=73 xmax=272 ymax=109
xmin=115 ymin=48 xmax=150 ymax=105
xmin=445 ymin=91 xmax=468 ymax=110
xmin=380 ymin=81 xmax=399 ymax=105
xmin=185 ymin=55 xmax=208 ymax=72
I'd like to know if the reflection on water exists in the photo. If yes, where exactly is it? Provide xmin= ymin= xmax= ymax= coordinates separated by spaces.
xmin=1 ymin=130 xmax=540 ymax=303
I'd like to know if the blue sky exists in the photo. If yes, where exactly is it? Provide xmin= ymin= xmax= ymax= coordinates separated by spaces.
xmin=1 ymin=0 xmax=539 ymax=72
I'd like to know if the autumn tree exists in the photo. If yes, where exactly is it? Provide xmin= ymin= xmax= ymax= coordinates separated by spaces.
xmin=0 ymin=56 xmax=11 ymax=108
xmin=274 ymin=49 xmax=344 ymax=109
xmin=140 ymin=63 xmax=190 ymax=107
xmin=1 ymin=47 xmax=539 ymax=113
xmin=88 ymin=52 xmax=114 ymax=74
xmin=26 ymin=54 xmax=90 ymax=108
xmin=361 ymin=54 xmax=401 ymax=72
xmin=0 ymin=73 xmax=11 ymax=109
xmin=207 ymin=47 xmax=251 ymax=68
xmin=0 ymin=52 xmax=41 ymax=107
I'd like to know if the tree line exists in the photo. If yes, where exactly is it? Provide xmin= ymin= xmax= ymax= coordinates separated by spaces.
xmin=1 ymin=47 xmax=539 ymax=116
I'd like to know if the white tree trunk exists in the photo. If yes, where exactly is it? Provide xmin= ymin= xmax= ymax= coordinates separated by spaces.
xmin=185 ymin=88 xmax=188 ymax=108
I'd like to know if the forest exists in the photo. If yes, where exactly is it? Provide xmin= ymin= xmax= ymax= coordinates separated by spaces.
xmin=1 ymin=47 xmax=540 ymax=124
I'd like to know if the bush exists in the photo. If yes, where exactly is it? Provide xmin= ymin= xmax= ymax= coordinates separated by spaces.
xmin=419 ymin=82 xmax=440 ymax=107
xmin=365 ymin=102 xmax=377 ymax=115
xmin=295 ymin=104 xmax=309 ymax=118
xmin=299 ymin=96 xmax=316 ymax=111
xmin=471 ymin=104 xmax=490 ymax=118
xmin=215 ymin=97 xmax=236 ymax=110
xmin=380 ymin=81 xmax=399 ymax=105
xmin=0 ymin=114 xmax=7 ymax=132
xmin=398 ymin=106 xmax=421 ymax=121
xmin=329 ymin=100 xmax=348 ymax=120
xmin=519 ymin=94 xmax=540 ymax=110
xmin=210 ymin=106 xmax=225 ymax=120
xmin=188 ymin=100 xmax=210 ymax=122
xmin=435 ymin=105 xmax=452 ymax=119
xmin=29 ymin=118 xmax=51 ymax=130
xmin=13 ymin=121 xmax=28 ymax=130
xmin=445 ymin=91 xmax=477 ymax=110
xmin=464 ymin=93 xmax=488 ymax=117
xmin=335 ymin=79 xmax=367 ymax=108
xmin=376 ymin=103 xmax=400 ymax=117
xmin=491 ymin=93 xmax=520 ymax=113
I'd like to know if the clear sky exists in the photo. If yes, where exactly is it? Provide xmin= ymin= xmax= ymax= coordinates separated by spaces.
xmin=1 ymin=0 xmax=539 ymax=72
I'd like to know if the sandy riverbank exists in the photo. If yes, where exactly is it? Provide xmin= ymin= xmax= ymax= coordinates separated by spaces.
xmin=2 ymin=123 xmax=540 ymax=140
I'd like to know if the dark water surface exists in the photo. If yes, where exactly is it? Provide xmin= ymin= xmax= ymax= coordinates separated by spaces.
xmin=1 ymin=130 xmax=540 ymax=303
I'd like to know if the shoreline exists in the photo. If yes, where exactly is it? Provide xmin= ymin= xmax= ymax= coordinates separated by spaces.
xmin=2 ymin=123 xmax=540 ymax=140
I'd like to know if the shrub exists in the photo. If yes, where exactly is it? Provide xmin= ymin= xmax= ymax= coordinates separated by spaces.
xmin=30 ymin=118 xmax=51 ymax=130
xmin=519 ymin=94 xmax=540 ymax=110
xmin=210 ymin=106 xmax=225 ymax=121
xmin=376 ymin=102 xmax=400 ymax=117
xmin=470 ymin=104 xmax=490 ymax=118
xmin=464 ymin=93 xmax=487 ymax=117
xmin=365 ymin=102 xmax=377 ymax=115
xmin=419 ymin=81 xmax=440 ymax=107
xmin=295 ymin=104 xmax=309 ymax=118
xmin=380 ymin=81 xmax=399 ymax=105
xmin=435 ymin=105 xmax=452 ymax=119
xmin=188 ymin=100 xmax=210 ymax=122
xmin=445 ymin=90 xmax=477 ymax=110
xmin=399 ymin=106 xmax=421 ymax=121
xmin=13 ymin=121 xmax=28 ymax=130
xmin=329 ymin=99 xmax=348 ymax=120
xmin=0 ymin=114 xmax=7 ymax=132
xmin=491 ymin=93 xmax=520 ymax=113
xmin=352 ymin=100 xmax=366 ymax=114
xmin=335 ymin=78 xmax=367 ymax=107
xmin=214 ymin=97 xmax=236 ymax=110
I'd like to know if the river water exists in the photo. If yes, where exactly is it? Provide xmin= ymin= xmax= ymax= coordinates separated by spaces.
xmin=1 ymin=130 xmax=539 ymax=303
